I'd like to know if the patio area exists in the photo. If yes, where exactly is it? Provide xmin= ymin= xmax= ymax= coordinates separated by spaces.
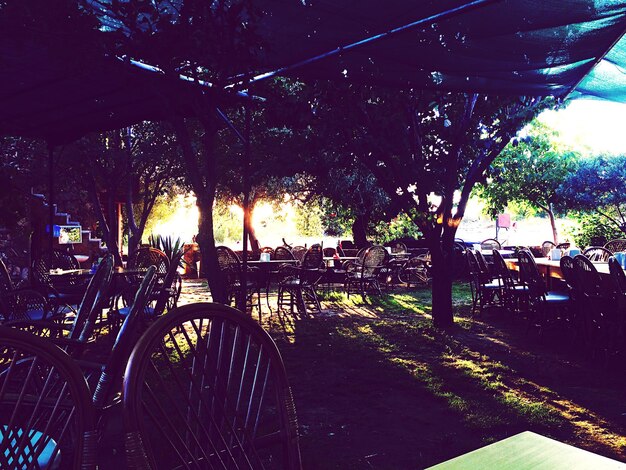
xmin=177 ymin=278 xmax=626 ymax=468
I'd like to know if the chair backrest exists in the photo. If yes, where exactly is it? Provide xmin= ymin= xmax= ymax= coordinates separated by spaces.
xmin=559 ymin=255 xmax=580 ymax=292
xmin=573 ymin=254 xmax=604 ymax=297
xmin=216 ymin=246 xmax=242 ymax=287
xmin=274 ymin=246 xmax=295 ymax=261
xmin=340 ymin=240 xmax=355 ymax=250
xmin=70 ymin=254 xmax=114 ymax=341
xmin=92 ymin=266 xmax=157 ymax=409
xmin=0 ymin=327 xmax=96 ymax=469
xmin=583 ymin=246 xmax=613 ymax=263
xmin=541 ymin=241 xmax=556 ymax=257
xmin=361 ymin=245 xmax=388 ymax=276
xmin=151 ymin=256 xmax=183 ymax=318
xmin=605 ymin=239 xmax=626 ymax=253
xmin=51 ymin=250 xmax=80 ymax=270
xmin=127 ymin=247 xmax=169 ymax=277
xmin=480 ymin=238 xmax=501 ymax=251
xmin=0 ymin=258 xmax=13 ymax=296
xmin=492 ymin=249 xmax=512 ymax=284
xmin=556 ymin=242 xmax=570 ymax=250
xmin=389 ymin=241 xmax=408 ymax=254
xmin=323 ymin=247 xmax=337 ymax=257
xmin=301 ymin=244 xmax=323 ymax=269
xmin=465 ymin=249 xmax=480 ymax=277
xmin=609 ymin=256 xmax=626 ymax=296
xmin=123 ymin=303 xmax=302 ymax=470
xmin=474 ymin=250 xmax=491 ymax=277
xmin=517 ymin=250 xmax=545 ymax=296
xmin=291 ymin=246 xmax=307 ymax=262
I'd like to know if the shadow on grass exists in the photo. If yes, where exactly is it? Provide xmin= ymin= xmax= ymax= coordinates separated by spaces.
xmin=267 ymin=283 xmax=626 ymax=469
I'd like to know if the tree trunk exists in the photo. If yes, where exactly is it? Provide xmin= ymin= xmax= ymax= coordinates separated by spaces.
xmin=352 ymin=213 xmax=369 ymax=248
xmin=244 ymin=203 xmax=259 ymax=256
xmin=547 ymin=203 xmax=558 ymax=244
xmin=195 ymin=194 xmax=228 ymax=303
xmin=429 ymin=241 xmax=455 ymax=328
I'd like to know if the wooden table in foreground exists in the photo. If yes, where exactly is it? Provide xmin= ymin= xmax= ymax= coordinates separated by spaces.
xmin=426 ymin=431 xmax=626 ymax=469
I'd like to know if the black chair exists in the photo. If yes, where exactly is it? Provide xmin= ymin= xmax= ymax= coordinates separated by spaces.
xmin=122 ymin=303 xmax=302 ymax=470
xmin=216 ymin=246 xmax=262 ymax=317
xmin=30 ymin=250 xmax=90 ymax=314
xmin=605 ymin=239 xmax=626 ymax=254
xmin=344 ymin=245 xmax=388 ymax=299
xmin=608 ymin=256 xmax=626 ymax=352
xmin=0 ymin=257 xmax=52 ymax=322
xmin=541 ymin=241 xmax=556 ymax=258
xmin=583 ymin=246 xmax=613 ymax=263
xmin=6 ymin=255 xmax=115 ymax=357
xmin=492 ymin=249 xmax=527 ymax=312
xmin=465 ymin=249 xmax=502 ymax=314
xmin=573 ymin=254 xmax=615 ymax=356
xmin=517 ymin=250 xmax=569 ymax=333
xmin=480 ymin=238 xmax=502 ymax=251
xmin=0 ymin=327 xmax=97 ymax=469
xmin=278 ymin=244 xmax=324 ymax=315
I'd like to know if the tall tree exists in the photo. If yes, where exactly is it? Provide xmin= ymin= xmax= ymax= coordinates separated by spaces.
xmin=88 ymin=0 xmax=262 ymax=301
xmin=478 ymin=122 xmax=578 ymax=243
xmin=307 ymin=83 xmax=552 ymax=327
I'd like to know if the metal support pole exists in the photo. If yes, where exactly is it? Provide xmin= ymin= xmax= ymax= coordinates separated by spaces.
xmin=240 ymin=104 xmax=251 ymax=312
xmin=47 ymin=144 xmax=55 ymax=256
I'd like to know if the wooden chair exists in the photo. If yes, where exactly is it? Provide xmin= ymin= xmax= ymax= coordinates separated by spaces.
xmin=0 ymin=257 xmax=52 ymax=322
xmin=583 ymin=246 xmax=613 ymax=263
xmin=0 ymin=327 xmax=97 ymax=469
xmin=123 ymin=303 xmax=302 ymax=470
xmin=492 ymin=249 xmax=527 ymax=312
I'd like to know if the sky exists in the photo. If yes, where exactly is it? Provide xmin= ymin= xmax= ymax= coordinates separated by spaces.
xmin=538 ymin=99 xmax=626 ymax=155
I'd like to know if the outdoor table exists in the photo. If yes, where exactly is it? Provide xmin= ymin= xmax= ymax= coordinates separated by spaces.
xmin=482 ymin=249 xmax=516 ymax=258
xmin=425 ymin=431 xmax=626 ymax=469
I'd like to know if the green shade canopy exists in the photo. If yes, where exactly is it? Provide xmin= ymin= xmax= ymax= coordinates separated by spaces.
xmin=2 ymin=0 xmax=626 ymax=142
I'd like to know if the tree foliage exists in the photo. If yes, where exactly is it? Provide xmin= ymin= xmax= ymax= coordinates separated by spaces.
xmin=559 ymin=154 xmax=626 ymax=233
xmin=478 ymin=122 xmax=578 ymax=242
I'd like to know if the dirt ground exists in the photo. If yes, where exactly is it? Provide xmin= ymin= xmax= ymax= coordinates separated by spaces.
xmin=179 ymin=280 xmax=626 ymax=469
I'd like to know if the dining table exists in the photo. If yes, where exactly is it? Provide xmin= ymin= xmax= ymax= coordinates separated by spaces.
xmin=425 ymin=431 xmax=626 ymax=469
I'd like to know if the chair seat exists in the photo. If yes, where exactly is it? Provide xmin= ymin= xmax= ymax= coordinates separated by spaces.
xmin=1 ymin=426 xmax=60 ymax=469
xmin=482 ymin=280 xmax=502 ymax=289
xmin=545 ymin=292 xmax=570 ymax=303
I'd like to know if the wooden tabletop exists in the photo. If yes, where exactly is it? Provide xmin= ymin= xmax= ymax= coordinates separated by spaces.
xmin=506 ymin=258 xmax=610 ymax=278
xmin=426 ymin=431 xmax=626 ymax=469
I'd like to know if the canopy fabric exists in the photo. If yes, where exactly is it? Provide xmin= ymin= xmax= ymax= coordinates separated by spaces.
xmin=2 ymin=0 xmax=626 ymax=143
xmin=252 ymin=0 xmax=626 ymax=96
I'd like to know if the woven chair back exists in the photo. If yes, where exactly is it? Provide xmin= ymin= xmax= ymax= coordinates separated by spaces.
xmin=301 ymin=244 xmax=323 ymax=269
xmin=605 ymin=239 xmax=626 ymax=253
xmin=541 ymin=241 xmax=556 ymax=257
xmin=291 ymin=246 xmax=307 ymax=262
xmin=0 ymin=327 xmax=97 ymax=469
xmin=480 ymin=238 xmax=501 ymax=250
xmin=127 ymin=247 xmax=169 ymax=276
xmin=609 ymin=257 xmax=626 ymax=297
xmin=274 ymin=246 xmax=295 ymax=261
xmin=362 ymin=246 xmax=387 ymax=276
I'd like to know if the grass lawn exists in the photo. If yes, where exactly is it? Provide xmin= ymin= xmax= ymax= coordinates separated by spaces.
xmin=265 ymin=283 xmax=626 ymax=469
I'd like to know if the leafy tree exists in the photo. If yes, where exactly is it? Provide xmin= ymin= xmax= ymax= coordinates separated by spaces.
xmin=478 ymin=122 xmax=578 ymax=243
xmin=64 ymin=122 xmax=184 ymax=265
xmin=559 ymin=154 xmax=626 ymax=234
xmin=565 ymin=212 xmax=624 ymax=248
xmin=87 ymin=0 xmax=262 ymax=302
xmin=305 ymin=83 xmax=553 ymax=327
